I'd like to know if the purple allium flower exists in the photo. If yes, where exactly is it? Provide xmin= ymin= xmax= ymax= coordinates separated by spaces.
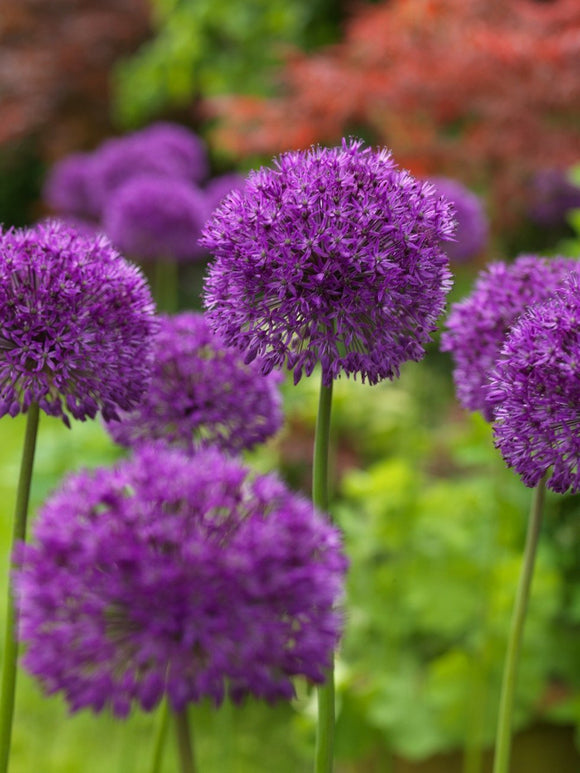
xmin=488 ymin=274 xmax=580 ymax=493
xmin=202 ymin=138 xmax=455 ymax=386
xmin=204 ymin=173 xmax=246 ymax=212
xmin=103 ymin=176 xmax=209 ymax=262
xmin=0 ymin=220 xmax=156 ymax=425
xmin=429 ymin=177 xmax=488 ymax=263
xmin=527 ymin=168 xmax=580 ymax=227
xmin=105 ymin=312 xmax=283 ymax=454
xmin=91 ymin=124 xmax=208 ymax=217
xmin=131 ymin=122 xmax=209 ymax=184
xmin=43 ymin=153 xmax=98 ymax=220
xmin=15 ymin=444 xmax=346 ymax=715
xmin=441 ymin=255 xmax=580 ymax=421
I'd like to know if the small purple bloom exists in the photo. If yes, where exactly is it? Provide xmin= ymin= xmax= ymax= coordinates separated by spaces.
xmin=16 ymin=444 xmax=347 ymax=715
xmin=43 ymin=153 xmax=99 ymax=220
xmin=105 ymin=312 xmax=283 ymax=454
xmin=103 ymin=176 xmax=209 ymax=262
xmin=132 ymin=122 xmax=209 ymax=184
xmin=202 ymin=138 xmax=454 ymax=386
xmin=0 ymin=220 xmax=156 ymax=425
xmin=441 ymin=255 xmax=580 ymax=421
xmin=488 ymin=274 xmax=580 ymax=493
xmin=527 ymin=168 xmax=580 ymax=227
xmin=429 ymin=177 xmax=488 ymax=263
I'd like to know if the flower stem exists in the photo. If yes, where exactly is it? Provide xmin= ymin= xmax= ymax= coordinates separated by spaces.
xmin=174 ymin=708 xmax=197 ymax=773
xmin=154 ymin=259 xmax=179 ymax=313
xmin=492 ymin=476 xmax=546 ymax=773
xmin=0 ymin=403 xmax=40 ymax=773
xmin=313 ymin=378 xmax=335 ymax=773
xmin=150 ymin=699 xmax=170 ymax=773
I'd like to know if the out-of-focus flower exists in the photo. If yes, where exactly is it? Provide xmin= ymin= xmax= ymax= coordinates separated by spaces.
xmin=203 ymin=173 xmax=246 ymax=212
xmin=0 ymin=220 xmax=156 ymax=425
xmin=16 ymin=444 xmax=347 ymax=715
xmin=527 ymin=168 xmax=580 ymax=227
xmin=43 ymin=153 xmax=98 ymax=220
xmin=105 ymin=312 xmax=283 ymax=454
xmin=441 ymin=255 xmax=579 ymax=420
xmin=429 ymin=177 xmax=488 ymax=262
xmin=202 ymin=138 xmax=454 ymax=386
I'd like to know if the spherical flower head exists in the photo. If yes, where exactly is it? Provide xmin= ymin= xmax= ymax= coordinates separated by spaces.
xmin=103 ymin=176 xmax=209 ymax=262
xmin=15 ymin=444 xmax=347 ymax=716
xmin=202 ymin=138 xmax=455 ymax=387
xmin=43 ymin=153 xmax=99 ymax=220
xmin=429 ymin=177 xmax=488 ymax=263
xmin=204 ymin=173 xmax=246 ymax=212
xmin=105 ymin=312 xmax=283 ymax=454
xmin=441 ymin=255 xmax=580 ymax=421
xmin=527 ymin=168 xmax=580 ymax=227
xmin=132 ymin=122 xmax=209 ymax=184
xmin=0 ymin=220 xmax=156 ymax=425
xmin=488 ymin=274 xmax=580 ymax=493
xmin=91 ymin=125 xmax=207 ymax=217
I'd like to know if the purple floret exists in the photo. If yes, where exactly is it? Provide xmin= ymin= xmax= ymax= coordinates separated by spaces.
xmin=429 ymin=177 xmax=488 ymax=263
xmin=15 ymin=444 xmax=347 ymax=715
xmin=43 ymin=153 xmax=99 ymax=220
xmin=202 ymin=138 xmax=455 ymax=387
xmin=105 ymin=312 xmax=283 ymax=454
xmin=441 ymin=255 xmax=580 ymax=421
xmin=0 ymin=220 xmax=156 ymax=425
xmin=103 ymin=176 xmax=209 ymax=262
xmin=488 ymin=274 xmax=580 ymax=493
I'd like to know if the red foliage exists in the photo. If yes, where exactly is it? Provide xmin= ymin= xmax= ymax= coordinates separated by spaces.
xmin=207 ymin=0 xmax=580 ymax=232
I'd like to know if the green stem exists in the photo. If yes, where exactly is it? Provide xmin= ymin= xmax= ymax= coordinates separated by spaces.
xmin=154 ymin=259 xmax=179 ymax=313
xmin=174 ymin=708 xmax=197 ymax=773
xmin=313 ymin=378 xmax=335 ymax=773
xmin=492 ymin=477 xmax=546 ymax=773
xmin=0 ymin=403 xmax=40 ymax=773
xmin=149 ymin=699 xmax=170 ymax=773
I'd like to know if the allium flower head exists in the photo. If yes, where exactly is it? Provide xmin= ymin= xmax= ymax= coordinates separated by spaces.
xmin=16 ymin=444 xmax=346 ymax=715
xmin=103 ymin=176 xmax=208 ymax=262
xmin=430 ymin=177 xmax=488 ymax=263
xmin=528 ymin=168 xmax=580 ymax=227
xmin=488 ymin=274 xmax=580 ymax=493
xmin=132 ymin=122 xmax=209 ymax=183
xmin=43 ymin=153 xmax=98 ymax=220
xmin=204 ymin=173 xmax=246 ymax=212
xmin=0 ymin=220 xmax=156 ymax=425
xmin=105 ymin=312 xmax=283 ymax=454
xmin=441 ymin=255 xmax=580 ymax=420
xmin=202 ymin=138 xmax=455 ymax=386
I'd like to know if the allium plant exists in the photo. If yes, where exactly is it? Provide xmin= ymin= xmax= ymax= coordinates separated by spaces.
xmin=0 ymin=219 xmax=156 ymax=772
xmin=15 ymin=444 xmax=346 ymax=758
xmin=429 ymin=177 xmax=488 ymax=263
xmin=43 ymin=152 xmax=98 ymax=221
xmin=105 ymin=312 xmax=283 ymax=455
xmin=441 ymin=255 xmax=580 ymax=420
xmin=202 ymin=137 xmax=455 ymax=773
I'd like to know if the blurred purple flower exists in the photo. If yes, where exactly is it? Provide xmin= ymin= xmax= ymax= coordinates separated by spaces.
xmin=202 ymin=138 xmax=455 ymax=386
xmin=527 ymin=168 xmax=580 ymax=227
xmin=430 ymin=177 xmax=488 ymax=262
xmin=441 ymin=254 xmax=579 ymax=420
xmin=488 ymin=274 xmax=580 ymax=493
xmin=103 ymin=176 xmax=208 ymax=262
xmin=105 ymin=312 xmax=283 ymax=454
xmin=43 ymin=153 xmax=98 ymax=220
xmin=16 ymin=444 xmax=347 ymax=715
xmin=0 ymin=220 xmax=156 ymax=425
xmin=204 ymin=173 xmax=246 ymax=212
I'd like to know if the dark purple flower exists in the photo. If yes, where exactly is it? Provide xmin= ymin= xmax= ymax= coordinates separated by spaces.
xmin=429 ymin=177 xmax=488 ymax=263
xmin=103 ymin=176 xmax=209 ymax=262
xmin=15 ymin=444 xmax=347 ymax=715
xmin=43 ymin=153 xmax=99 ymax=220
xmin=488 ymin=274 xmax=580 ymax=493
xmin=105 ymin=312 xmax=283 ymax=454
xmin=441 ymin=255 xmax=580 ymax=421
xmin=91 ymin=124 xmax=208 ymax=217
xmin=204 ymin=173 xmax=246 ymax=212
xmin=0 ymin=220 xmax=156 ymax=425
xmin=527 ymin=168 xmax=580 ymax=227
xmin=202 ymin=138 xmax=454 ymax=386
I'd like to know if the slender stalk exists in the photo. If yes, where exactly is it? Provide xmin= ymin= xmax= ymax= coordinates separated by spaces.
xmin=0 ymin=403 xmax=41 ymax=773
xmin=149 ymin=699 xmax=170 ymax=773
xmin=154 ymin=260 xmax=179 ymax=313
xmin=313 ymin=378 xmax=335 ymax=773
xmin=492 ymin=476 xmax=546 ymax=773
xmin=174 ymin=708 xmax=197 ymax=773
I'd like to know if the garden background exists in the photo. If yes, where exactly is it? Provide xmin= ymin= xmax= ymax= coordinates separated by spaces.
xmin=1 ymin=0 xmax=580 ymax=770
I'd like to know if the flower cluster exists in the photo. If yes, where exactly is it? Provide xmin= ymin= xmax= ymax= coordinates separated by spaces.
xmin=429 ymin=177 xmax=488 ymax=263
xmin=16 ymin=444 xmax=347 ymax=715
xmin=489 ymin=274 xmax=580 ymax=494
xmin=441 ymin=255 xmax=580 ymax=420
xmin=202 ymin=138 xmax=455 ymax=386
xmin=105 ymin=313 xmax=283 ymax=454
xmin=0 ymin=221 xmax=156 ymax=425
